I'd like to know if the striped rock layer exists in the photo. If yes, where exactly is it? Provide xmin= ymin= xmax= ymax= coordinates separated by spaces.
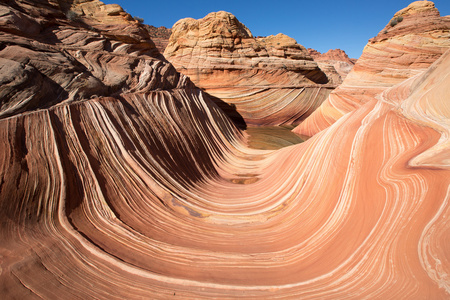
xmin=0 ymin=0 xmax=175 ymax=118
xmin=143 ymin=25 xmax=172 ymax=53
xmin=307 ymin=48 xmax=357 ymax=83
xmin=1 ymin=0 xmax=450 ymax=299
xmin=294 ymin=0 xmax=450 ymax=137
xmin=164 ymin=11 xmax=337 ymax=126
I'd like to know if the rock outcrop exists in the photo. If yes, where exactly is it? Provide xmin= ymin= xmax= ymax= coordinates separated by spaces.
xmin=61 ymin=0 xmax=132 ymax=24
xmin=308 ymin=48 xmax=356 ymax=65
xmin=144 ymin=25 xmax=172 ymax=53
xmin=0 ymin=0 xmax=172 ymax=118
xmin=307 ymin=48 xmax=356 ymax=81
xmin=1 ymin=1 xmax=450 ymax=299
xmin=294 ymin=0 xmax=450 ymax=137
xmin=164 ymin=11 xmax=335 ymax=126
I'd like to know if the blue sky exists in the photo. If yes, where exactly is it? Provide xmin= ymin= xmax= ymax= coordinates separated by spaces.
xmin=101 ymin=0 xmax=450 ymax=58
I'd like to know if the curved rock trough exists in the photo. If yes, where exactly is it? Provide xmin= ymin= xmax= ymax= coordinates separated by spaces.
xmin=0 ymin=0 xmax=449 ymax=299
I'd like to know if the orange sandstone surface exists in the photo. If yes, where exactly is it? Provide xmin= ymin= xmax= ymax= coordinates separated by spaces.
xmin=294 ymin=0 xmax=450 ymax=137
xmin=307 ymin=48 xmax=357 ymax=82
xmin=164 ymin=11 xmax=336 ymax=126
xmin=0 ymin=0 xmax=450 ymax=299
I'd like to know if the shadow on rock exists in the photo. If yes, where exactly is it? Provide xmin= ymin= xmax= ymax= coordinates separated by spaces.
xmin=203 ymin=91 xmax=247 ymax=130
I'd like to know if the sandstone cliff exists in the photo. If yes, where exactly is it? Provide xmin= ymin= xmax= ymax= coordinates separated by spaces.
xmin=0 ymin=0 xmax=175 ymax=118
xmin=307 ymin=48 xmax=356 ymax=82
xmin=1 ymin=1 xmax=450 ymax=299
xmin=143 ymin=25 xmax=172 ymax=53
xmin=164 ymin=11 xmax=335 ymax=126
xmin=308 ymin=48 xmax=356 ymax=64
xmin=294 ymin=0 xmax=450 ymax=137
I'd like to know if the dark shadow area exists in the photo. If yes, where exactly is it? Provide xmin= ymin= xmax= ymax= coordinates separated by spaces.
xmin=300 ymin=68 xmax=329 ymax=85
xmin=204 ymin=91 xmax=247 ymax=130
xmin=48 ymin=110 xmax=85 ymax=217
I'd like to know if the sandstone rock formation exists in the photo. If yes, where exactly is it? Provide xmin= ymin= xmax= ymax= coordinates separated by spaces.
xmin=164 ymin=11 xmax=335 ymax=126
xmin=308 ymin=48 xmax=357 ymax=64
xmin=60 ymin=0 xmax=132 ymax=24
xmin=294 ymin=0 xmax=450 ymax=137
xmin=144 ymin=25 xmax=172 ymax=53
xmin=307 ymin=48 xmax=356 ymax=82
xmin=0 ymin=0 xmax=171 ymax=118
xmin=1 ymin=0 xmax=450 ymax=299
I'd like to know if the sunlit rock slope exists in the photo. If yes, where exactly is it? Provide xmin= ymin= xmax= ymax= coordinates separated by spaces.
xmin=307 ymin=48 xmax=357 ymax=83
xmin=164 ymin=11 xmax=336 ymax=126
xmin=1 ymin=0 xmax=450 ymax=299
xmin=294 ymin=0 xmax=450 ymax=137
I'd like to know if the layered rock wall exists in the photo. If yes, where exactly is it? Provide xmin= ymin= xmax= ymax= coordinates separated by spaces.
xmin=164 ymin=11 xmax=335 ymax=126
xmin=1 ymin=1 xmax=450 ymax=299
xmin=307 ymin=48 xmax=356 ymax=81
xmin=0 ymin=0 xmax=173 ymax=118
xmin=144 ymin=25 xmax=172 ymax=53
xmin=294 ymin=1 xmax=450 ymax=136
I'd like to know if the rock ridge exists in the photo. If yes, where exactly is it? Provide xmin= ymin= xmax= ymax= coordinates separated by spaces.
xmin=164 ymin=11 xmax=334 ymax=125
xmin=307 ymin=48 xmax=357 ymax=84
xmin=294 ymin=0 xmax=450 ymax=137
xmin=1 ymin=1 xmax=450 ymax=299
xmin=0 ymin=0 xmax=183 ymax=118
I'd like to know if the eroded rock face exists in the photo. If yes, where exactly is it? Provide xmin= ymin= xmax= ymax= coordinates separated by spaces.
xmin=307 ymin=48 xmax=356 ymax=82
xmin=144 ymin=25 xmax=172 ymax=53
xmin=0 ymin=0 xmax=178 ymax=118
xmin=61 ymin=0 xmax=132 ymax=24
xmin=294 ymin=0 xmax=450 ymax=137
xmin=1 ymin=1 xmax=450 ymax=299
xmin=308 ymin=48 xmax=356 ymax=64
xmin=164 ymin=11 xmax=335 ymax=126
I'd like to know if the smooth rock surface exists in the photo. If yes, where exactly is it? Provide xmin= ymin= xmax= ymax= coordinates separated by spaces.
xmin=1 ymin=1 xmax=450 ymax=299
xmin=294 ymin=0 xmax=450 ymax=137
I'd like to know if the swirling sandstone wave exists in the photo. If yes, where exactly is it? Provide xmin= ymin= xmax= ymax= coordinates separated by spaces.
xmin=164 ymin=11 xmax=336 ymax=126
xmin=294 ymin=0 xmax=450 ymax=137
xmin=1 ymin=0 xmax=450 ymax=299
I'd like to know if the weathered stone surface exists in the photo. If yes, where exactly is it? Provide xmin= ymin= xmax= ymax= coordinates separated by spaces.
xmin=308 ymin=48 xmax=356 ymax=82
xmin=1 ymin=1 xmax=450 ymax=299
xmin=0 ymin=0 xmax=175 ymax=118
xmin=62 ymin=0 xmax=133 ymax=24
xmin=308 ymin=48 xmax=356 ymax=65
xmin=0 ymin=4 xmax=41 ymax=35
xmin=144 ymin=25 xmax=172 ymax=53
xmin=164 ymin=11 xmax=334 ymax=125
xmin=294 ymin=1 xmax=450 ymax=137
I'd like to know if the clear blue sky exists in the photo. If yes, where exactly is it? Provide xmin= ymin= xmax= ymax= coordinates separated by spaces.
xmin=101 ymin=0 xmax=450 ymax=58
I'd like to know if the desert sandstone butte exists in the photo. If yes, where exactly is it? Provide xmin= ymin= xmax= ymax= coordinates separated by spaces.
xmin=0 ymin=0 xmax=450 ymax=299
xmin=164 ymin=11 xmax=342 ymax=126
xmin=307 ymin=48 xmax=357 ymax=82
xmin=294 ymin=0 xmax=450 ymax=137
